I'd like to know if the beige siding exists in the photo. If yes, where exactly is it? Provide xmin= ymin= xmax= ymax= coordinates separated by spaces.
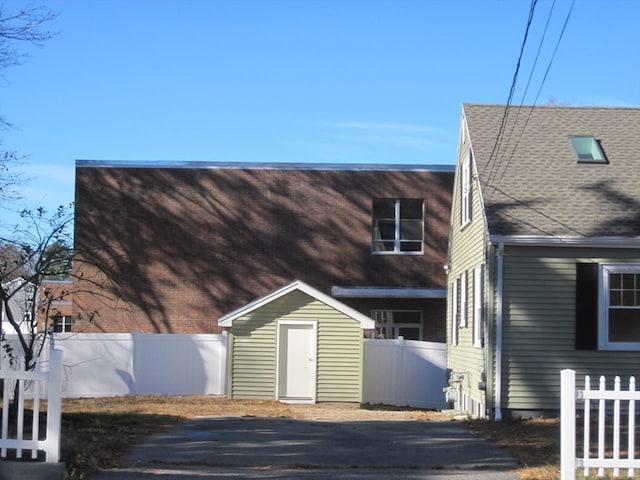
xmin=229 ymin=290 xmax=363 ymax=402
xmin=501 ymin=247 xmax=640 ymax=411
xmin=446 ymin=119 xmax=489 ymax=411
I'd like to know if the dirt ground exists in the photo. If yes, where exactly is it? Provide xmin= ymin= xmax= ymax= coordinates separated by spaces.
xmin=62 ymin=395 xmax=450 ymax=422
xmin=285 ymin=402 xmax=451 ymax=421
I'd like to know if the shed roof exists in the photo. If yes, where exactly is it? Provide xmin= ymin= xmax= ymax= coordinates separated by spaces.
xmin=464 ymin=103 xmax=640 ymax=239
xmin=218 ymin=280 xmax=375 ymax=329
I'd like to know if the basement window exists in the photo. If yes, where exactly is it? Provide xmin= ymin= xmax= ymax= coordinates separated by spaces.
xmin=568 ymin=135 xmax=608 ymax=164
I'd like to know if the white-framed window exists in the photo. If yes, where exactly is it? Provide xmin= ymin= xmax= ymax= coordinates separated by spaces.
xmin=372 ymin=198 xmax=424 ymax=254
xmin=473 ymin=265 xmax=483 ymax=347
xmin=461 ymin=151 xmax=472 ymax=226
xmin=53 ymin=314 xmax=73 ymax=333
xmin=599 ymin=263 xmax=640 ymax=350
xmin=371 ymin=310 xmax=423 ymax=341
xmin=460 ymin=271 xmax=467 ymax=328
xmin=451 ymin=279 xmax=458 ymax=346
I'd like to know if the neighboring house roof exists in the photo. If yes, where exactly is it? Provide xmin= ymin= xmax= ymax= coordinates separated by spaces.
xmin=218 ymin=280 xmax=375 ymax=329
xmin=464 ymin=103 xmax=640 ymax=240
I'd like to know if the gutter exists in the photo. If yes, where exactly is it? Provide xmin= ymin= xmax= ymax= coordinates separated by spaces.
xmin=489 ymin=235 xmax=640 ymax=248
xmin=495 ymin=242 xmax=504 ymax=421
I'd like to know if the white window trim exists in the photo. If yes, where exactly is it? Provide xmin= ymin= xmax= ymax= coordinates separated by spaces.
xmin=598 ymin=263 xmax=640 ymax=351
xmin=372 ymin=199 xmax=424 ymax=255
xmin=53 ymin=314 xmax=73 ymax=333
xmin=461 ymin=152 xmax=472 ymax=227
xmin=473 ymin=265 xmax=483 ymax=348
xmin=451 ymin=279 xmax=458 ymax=346
xmin=372 ymin=310 xmax=423 ymax=341
xmin=460 ymin=272 xmax=467 ymax=328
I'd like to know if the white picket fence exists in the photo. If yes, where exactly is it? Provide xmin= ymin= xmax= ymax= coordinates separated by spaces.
xmin=0 ymin=349 xmax=62 ymax=463
xmin=362 ymin=338 xmax=447 ymax=409
xmin=561 ymin=369 xmax=640 ymax=480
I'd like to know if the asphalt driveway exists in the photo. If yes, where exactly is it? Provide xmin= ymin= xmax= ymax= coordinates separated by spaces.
xmin=87 ymin=415 xmax=519 ymax=479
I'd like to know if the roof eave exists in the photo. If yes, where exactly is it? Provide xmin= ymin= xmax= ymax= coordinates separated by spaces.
xmin=331 ymin=286 xmax=446 ymax=299
xmin=489 ymin=235 xmax=640 ymax=248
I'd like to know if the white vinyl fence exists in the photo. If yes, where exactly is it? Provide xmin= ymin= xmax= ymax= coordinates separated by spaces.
xmin=0 ymin=349 xmax=62 ymax=463
xmin=4 ymin=333 xmax=228 ymax=398
xmin=560 ymin=369 xmax=640 ymax=480
xmin=363 ymin=338 xmax=447 ymax=409
xmin=2 ymin=334 xmax=445 ymax=409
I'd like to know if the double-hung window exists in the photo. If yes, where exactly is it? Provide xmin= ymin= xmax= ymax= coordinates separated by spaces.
xmin=372 ymin=199 xmax=424 ymax=254
xmin=599 ymin=264 xmax=640 ymax=350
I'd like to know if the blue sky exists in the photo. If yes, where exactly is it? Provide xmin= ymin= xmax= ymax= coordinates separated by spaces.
xmin=1 ymin=0 xmax=639 ymax=226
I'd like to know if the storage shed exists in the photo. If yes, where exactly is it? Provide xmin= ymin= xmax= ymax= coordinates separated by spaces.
xmin=218 ymin=280 xmax=375 ymax=404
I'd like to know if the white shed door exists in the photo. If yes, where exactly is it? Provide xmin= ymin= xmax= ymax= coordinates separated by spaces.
xmin=277 ymin=321 xmax=316 ymax=403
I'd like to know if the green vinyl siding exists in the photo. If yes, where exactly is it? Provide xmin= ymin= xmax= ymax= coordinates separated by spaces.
xmin=229 ymin=290 xmax=364 ymax=402
xmin=446 ymin=126 xmax=489 ymax=411
xmin=317 ymin=318 xmax=362 ymax=401
xmin=500 ymin=246 xmax=640 ymax=412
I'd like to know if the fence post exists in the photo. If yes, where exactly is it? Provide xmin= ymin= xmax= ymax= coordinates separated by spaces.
xmin=45 ymin=349 xmax=63 ymax=463
xmin=560 ymin=369 xmax=576 ymax=480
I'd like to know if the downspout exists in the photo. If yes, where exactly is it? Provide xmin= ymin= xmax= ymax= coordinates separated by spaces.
xmin=495 ymin=242 xmax=504 ymax=421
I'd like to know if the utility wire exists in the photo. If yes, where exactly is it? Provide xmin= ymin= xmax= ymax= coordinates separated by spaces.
xmin=482 ymin=0 xmax=538 ymax=183
xmin=480 ymin=179 xmax=587 ymax=237
xmin=496 ymin=0 xmax=575 ymax=182
xmin=492 ymin=1 xmax=556 ymax=182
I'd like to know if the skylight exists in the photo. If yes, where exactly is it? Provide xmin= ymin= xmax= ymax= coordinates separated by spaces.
xmin=568 ymin=135 xmax=608 ymax=164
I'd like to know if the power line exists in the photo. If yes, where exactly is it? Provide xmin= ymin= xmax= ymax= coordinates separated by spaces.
xmin=482 ymin=0 xmax=538 ymax=183
xmin=491 ymin=1 xmax=557 ymax=182
xmin=480 ymin=179 xmax=587 ymax=237
xmin=496 ymin=0 xmax=575 ymax=182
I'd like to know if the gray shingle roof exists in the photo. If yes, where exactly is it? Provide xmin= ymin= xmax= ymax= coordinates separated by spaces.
xmin=464 ymin=103 xmax=640 ymax=238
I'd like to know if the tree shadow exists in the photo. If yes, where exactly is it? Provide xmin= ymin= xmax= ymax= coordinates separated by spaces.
xmin=74 ymin=167 xmax=453 ymax=333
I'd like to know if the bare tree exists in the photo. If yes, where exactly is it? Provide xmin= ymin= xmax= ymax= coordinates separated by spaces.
xmin=0 ymin=3 xmax=57 ymax=203
xmin=0 ymin=205 xmax=72 ymax=372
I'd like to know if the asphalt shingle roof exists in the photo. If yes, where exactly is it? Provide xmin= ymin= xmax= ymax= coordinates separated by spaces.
xmin=464 ymin=103 xmax=640 ymax=238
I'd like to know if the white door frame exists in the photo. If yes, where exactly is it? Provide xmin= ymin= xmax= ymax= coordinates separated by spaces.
xmin=275 ymin=320 xmax=317 ymax=404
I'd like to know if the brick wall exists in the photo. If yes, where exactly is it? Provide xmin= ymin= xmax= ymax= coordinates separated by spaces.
xmin=73 ymin=165 xmax=453 ymax=333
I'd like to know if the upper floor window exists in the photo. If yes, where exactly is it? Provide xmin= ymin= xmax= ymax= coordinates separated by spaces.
xmin=461 ymin=151 xmax=472 ymax=226
xmin=372 ymin=199 xmax=424 ymax=254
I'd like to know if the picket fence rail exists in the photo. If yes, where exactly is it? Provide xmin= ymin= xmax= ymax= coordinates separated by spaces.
xmin=0 ymin=349 xmax=62 ymax=463
xmin=561 ymin=369 xmax=640 ymax=480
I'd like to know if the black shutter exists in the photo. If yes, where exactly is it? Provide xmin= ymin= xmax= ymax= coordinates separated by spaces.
xmin=576 ymin=262 xmax=599 ymax=350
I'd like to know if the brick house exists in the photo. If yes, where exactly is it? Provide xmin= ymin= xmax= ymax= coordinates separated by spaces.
xmin=40 ymin=279 xmax=74 ymax=332
xmin=73 ymin=161 xmax=454 ymax=340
